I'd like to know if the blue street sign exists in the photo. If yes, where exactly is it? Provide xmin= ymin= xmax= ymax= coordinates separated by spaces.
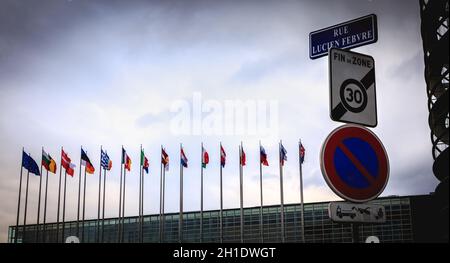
xmin=320 ymin=124 xmax=389 ymax=203
xmin=309 ymin=14 xmax=378 ymax=59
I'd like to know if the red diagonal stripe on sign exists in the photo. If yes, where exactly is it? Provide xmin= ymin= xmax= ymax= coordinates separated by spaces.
xmin=338 ymin=142 xmax=376 ymax=185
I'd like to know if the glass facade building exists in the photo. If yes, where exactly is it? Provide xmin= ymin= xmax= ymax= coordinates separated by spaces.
xmin=8 ymin=194 xmax=436 ymax=243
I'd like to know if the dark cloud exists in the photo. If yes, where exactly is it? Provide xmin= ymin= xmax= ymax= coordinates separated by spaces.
xmin=228 ymin=51 xmax=305 ymax=84
xmin=0 ymin=1 xmax=85 ymax=75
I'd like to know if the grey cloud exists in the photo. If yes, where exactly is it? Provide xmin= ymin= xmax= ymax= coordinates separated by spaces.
xmin=386 ymin=158 xmax=438 ymax=196
xmin=387 ymin=51 xmax=424 ymax=81
xmin=228 ymin=51 xmax=305 ymax=84
xmin=135 ymin=111 xmax=173 ymax=128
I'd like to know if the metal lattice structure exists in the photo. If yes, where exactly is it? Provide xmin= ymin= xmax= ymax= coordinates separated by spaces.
xmin=420 ymin=0 xmax=449 ymax=242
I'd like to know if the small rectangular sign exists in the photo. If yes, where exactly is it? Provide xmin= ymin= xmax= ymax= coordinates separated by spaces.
xmin=328 ymin=202 xmax=386 ymax=223
xmin=309 ymin=14 xmax=377 ymax=59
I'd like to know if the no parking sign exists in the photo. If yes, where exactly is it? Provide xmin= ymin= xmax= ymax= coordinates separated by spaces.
xmin=320 ymin=124 xmax=389 ymax=203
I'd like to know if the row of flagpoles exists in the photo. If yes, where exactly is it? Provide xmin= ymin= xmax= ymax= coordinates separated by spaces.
xmin=16 ymin=140 xmax=306 ymax=243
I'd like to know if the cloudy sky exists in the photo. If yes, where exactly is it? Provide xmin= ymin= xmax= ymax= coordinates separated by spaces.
xmin=0 ymin=0 xmax=437 ymax=242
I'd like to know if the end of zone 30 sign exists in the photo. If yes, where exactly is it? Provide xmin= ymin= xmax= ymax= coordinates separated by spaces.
xmin=329 ymin=48 xmax=377 ymax=127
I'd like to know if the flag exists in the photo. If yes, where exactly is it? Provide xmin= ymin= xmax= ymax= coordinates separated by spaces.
xmin=81 ymin=148 xmax=95 ymax=174
xmin=161 ymin=148 xmax=169 ymax=171
xmin=202 ymin=147 xmax=209 ymax=168
xmin=61 ymin=149 xmax=71 ymax=171
xmin=220 ymin=145 xmax=226 ymax=168
xmin=125 ymin=155 xmax=131 ymax=171
xmin=42 ymin=150 xmax=57 ymax=174
xmin=141 ymin=150 xmax=149 ymax=174
xmin=260 ymin=146 xmax=269 ymax=166
xmin=101 ymin=150 xmax=112 ymax=171
xmin=67 ymin=163 xmax=76 ymax=177
xmin=143 ymin=156 xmax=149 ymax=174
xmin=300 ymin=143 xmax=305 ymax=164
xmin=22 ymin=151 xmax=40 ymax=176
xmin=280 ymin=143 xmax=287 ymax=166
xmin=122 ymin=148 xmax=131 ymax=172
xmin=240 ymin=146 xmax=246 ymax=166
xmin=180 ymin=148 xmax=188 ymax=168
xmin=61 ymin=149 xmax=75 ymax=176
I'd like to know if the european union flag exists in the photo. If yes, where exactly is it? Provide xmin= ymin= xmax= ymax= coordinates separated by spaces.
xmin=22 ymin=151 xmax=40 ymax=176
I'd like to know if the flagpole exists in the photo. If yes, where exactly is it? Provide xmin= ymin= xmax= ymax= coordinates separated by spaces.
xmin=118 ymin=146 xmax=123 ymax=243
xmin=159 ymin=146 xmax=163 ymax=243
xmin=15 ymin=147 xmax=24 ymax=243
xmin=81 ymin=165 xmax=87 ymax=243
xmin=62 ymin=169 xmax=67 ymax=242
xmin=43 ymin=168 xmax=49 ymax=243
xmin=77 ymin=146 xmax=82 ymax=238
xmin=239 ymin=143 xmax=244 ymax=243
xmin=279 ymin=141 xmax=285 ymax=243
xmin=36 ymin=147 xmax=43 ymax=242
xmin=161 ymin=155 xmax=166 ymax=243
xmin=179 ymin=143 xmax=183 ymax=243
xmin=259 ymin=141 xmax=264 ymax=243
xmin=200 ymin=142 xmax=203 ymax=243
xmin=139 ymin=148 xmax=145 ymax=243
xmin=23 ymin=170 xmax=30 ymax=243
xmin=121 ymin=158 xmax=127 ymax=243
xmin=219 ymin=142 xmax=223 ymax=244
xmin=97 ymin=146 xmax=102 ymax=243
xmin=141 ymin=154 xmax=145 ymax=243
xmin=102 ymin=167 xmax=106 ymax=242
xmin=56 ymin=147 xmax=63 ymax=243
xmin=62 ymin=149 xmax=70 ymax=242
xmin=138 ymin=146 xmax=142 ymax=243
xmin=299 ymin=140 xmax=305 ymax=243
